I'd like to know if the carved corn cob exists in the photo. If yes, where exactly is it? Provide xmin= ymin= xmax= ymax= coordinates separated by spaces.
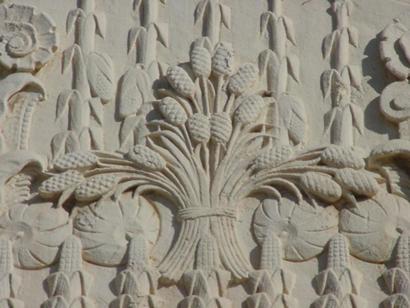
xmin=228 ymin=63 xmax=258 ymax=95
xmin=166 ymin=66 xmax=195 ymax=98
xmin=53 ymin=151 xmax=98 ymax=171
xmin=334 ymin=168 xmax=379 ymax=197
xmin=397 ymin=232 xmax=410 ymax=274
xmin=191 ymin=46 xmax=212 ymax=78
xmin=39 ymin=170 xmax=85 ymax=197
xmin=327 ymin=233 xmax=350 ymax=270
xmin=58 ymin=235 xmax=83 ymax=274
xmin=127 ymin=145 xmax=167 ymax=171
xmin=260 ymin=233 xmax=282 ymax=272
xmin=300 ymin=172 xmax=342 ymax=203
xmin=159 ymin=97 xmax=188 ymax=126
xmin=234 ymin=95 xmax=266 ymax=125
xmin=210 ymin=112 xmax=232 ymax=145
xmin=195 ymin=234 xmax=220 ymax=272
xmin=212 ymin=43 xmax=234 ymax=76
xmin=253 ymin=145 xmax=293 ymax=171
xmin=127 ymin=234 xmax=147 ymax=271
xmin=74 ymin=174 xmax=118 ymax=202
xmin=320 ymin=145 xmax=365 ymax=169
xmin=188 ymin=113 xmax=211 ymax=143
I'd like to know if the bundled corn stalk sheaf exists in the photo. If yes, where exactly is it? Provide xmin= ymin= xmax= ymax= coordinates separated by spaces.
xmin=42 ymin=235 xmax=95 ymax=308
xmin=382 ymin=232 xmax=410 ymax=308
xmin=52 ymin=0 xmax=115 ymax=155
xmin=245 ymin=234 xmax=297 ymax=308
xmin=312 ymin=233 xmax=366 ymax=308
xmin=37 ymin=32 xmax=382 ymax=283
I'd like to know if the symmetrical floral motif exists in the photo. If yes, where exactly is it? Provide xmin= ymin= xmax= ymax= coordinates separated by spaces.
xmin=0 ymin=4 xmax=58 ymax=72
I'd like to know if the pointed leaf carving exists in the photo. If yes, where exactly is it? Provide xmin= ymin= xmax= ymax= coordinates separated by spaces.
xmin=220 ymin=3 xmax=231 ymax=29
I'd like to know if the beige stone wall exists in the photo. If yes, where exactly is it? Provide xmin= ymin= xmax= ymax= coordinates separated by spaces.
xmin=1 ymin=0 xmax=410 ymax=306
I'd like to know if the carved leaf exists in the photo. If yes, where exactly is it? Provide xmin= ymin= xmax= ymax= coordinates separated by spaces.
xmin=49 ymin=132 xmax=81 ymax=162
xmin=348 ymin=65 xmax=362 ymax=90
xmin=349 ymin=103 xmax=364 ymax=135
xmin=245 ymin=293 xmax=272 ymax=308
xmin=195 ymin=0 xmax=209 ymax=24
xmin=56 ymin=90 xmax=82 ymax=122
xmin=94 ymin=11 xmax=107 ymax=38
xmin=128 ymin=26 xmax=146 ymax=54
xmin=323 ymin=32 xmax=336 ymax=60
xmin=86 ymin=52 xmax=115 ymax=103
xmin=348 ymin=26 xmax=359 ymax=47
xmin=89 ymin=126 xmax=104 ymax=150
xmin=66 ymin=9 xmax=83 ymax=34
xmin=282 ymin=16 xmax=296 ymax=45
xmin=89 ymin=98 xmax=103 ymax=126
xmin=287 ymin=53 xmax=300 ymax=83
xmin=118 ymin=67 xmax=152 ymax=119
xmin=155 ymin=22 xmax=169 ymax=47
xmin=260 ymin=12 xmax=273 ymax=37
xmin=300 ymin=172 xmax=342 ymax=203
xmin=62 ymin=45 xmax=83 ymax=74
xmin=219 ymin=3 xmax=231 ymax=29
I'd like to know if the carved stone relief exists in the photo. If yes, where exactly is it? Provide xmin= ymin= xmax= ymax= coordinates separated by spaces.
xmin=1 ymin=0 xmax=410 ymax=307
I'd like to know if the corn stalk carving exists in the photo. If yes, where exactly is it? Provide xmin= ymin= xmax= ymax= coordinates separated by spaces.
xmin=245 ymin=234 xmax=297 ymax=308
xmin=322 ymin=0 xmax=364 ymax=147
xmin=258 ymin=0 xmax=306 ymax=147
xmin=382 ymin=232 xmax=410 ymax=307
xmin=312 ymin=233 xmax=366 ymax=308
xmin=195 ymin=0 xmax=231 ymax=47
xmin=52 ymin=0 xmax=115 ymax=156
xmin=117 ymin=0 xmax=168 ymax=152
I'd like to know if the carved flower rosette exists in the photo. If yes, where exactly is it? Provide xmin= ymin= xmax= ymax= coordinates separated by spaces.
xmin=0 ymin=4 xmax=58 ymax=72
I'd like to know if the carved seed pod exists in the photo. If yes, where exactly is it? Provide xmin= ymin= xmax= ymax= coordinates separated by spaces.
xmin=188 ymin=113 xmax=211 ymax=144
xmin=212 ymin=42 xmax=234 ymax=76
xmin=127 ymin=145 xmax=166 ymax=171
xmin=39 ymin=170 xmax=85 ymax=198
xmin=190 ymin=46 xmax=212 ymax=77
xmin=397 ymin=232 xmax=410 ymax=273
xmin=228 ymin=63 xmax=258 ymax=95
xmin=327 ymin=233 xmax=350 ymax=270
xmin=234 ymin=95 xmax=266 ymax=125
xmin=58 ymin=235 xmax=82 ymax=274
xmin=253 ymin=145 xmax=293 ymax=171
xmin=334 ymin=168 xmax=379 ymax=197
xmin=166 ymin=66 xmax=195 ymax=98
xmin=159 ymin=97 xmax=188 ymax=126
xmin=260 ymin=233 xmax=282 ymax=271
xmin=0 ymin=239 xmax=13 ymax=275
xmin=74 ymin=174 xmax=118 ymax=202
xmin=300 ymin=172 xmax=342 ymax=203
xmin=53 ymin=151 xmax=98 ymax=171
xmin=127 ymin=234 xmax=147 ymax=270
xmin=195 ymin=233 xmax=219 ymax=272
xmin=321 ymin=146 xmax=365 ymax=169
xmin=210 ymin=112 xmax=232 ymax=145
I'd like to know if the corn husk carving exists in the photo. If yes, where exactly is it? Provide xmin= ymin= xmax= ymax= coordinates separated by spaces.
xmin=0 ymin=239 xmax=23 ymax=307
xmin=312 ymin=233 xmax=366 ymax=308
xmin=42 ymin=235 xmax=95 ymax=307
xmin=245 ymin=233 xmax=297 ymax=308
xmin=178 ymin=234 xmax=232 ymax=308
xmin=382 ymin=232 xmax=410 ymax=308
xmin=52 ymin=0 xmax=115 ymax=154
xmin=111 ymin=234 xmax=163 ymax=308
